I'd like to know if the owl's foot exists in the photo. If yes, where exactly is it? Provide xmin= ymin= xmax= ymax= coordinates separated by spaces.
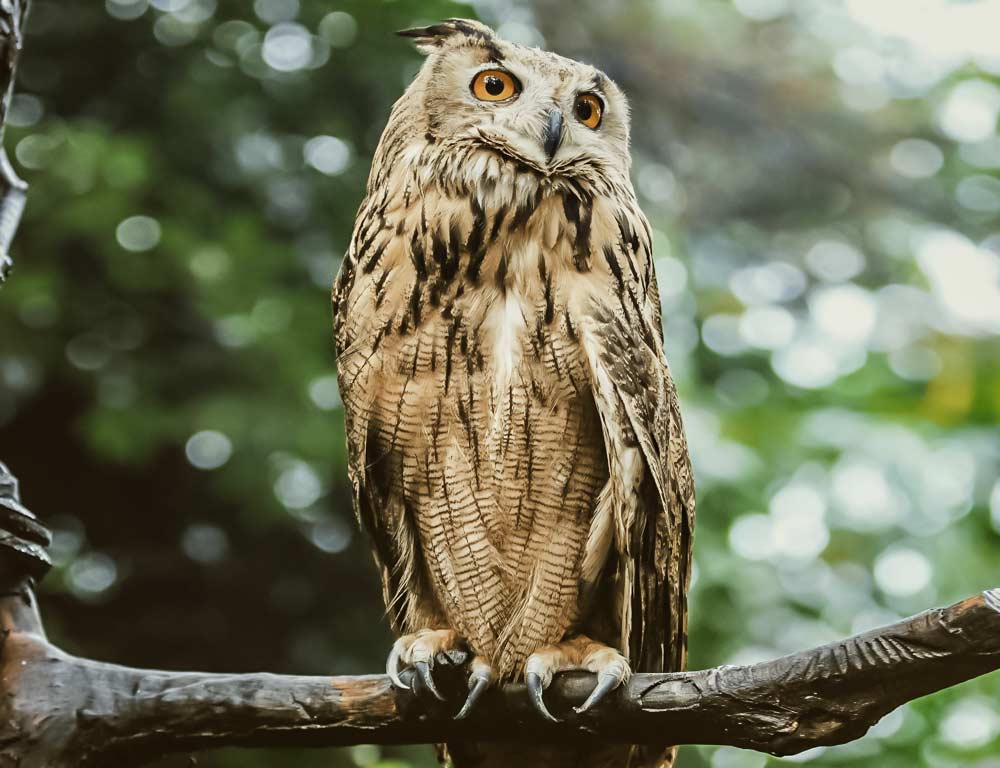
xmin=386 ymin=628 xmax=463 ymax=699
xmin=524 ymin=635 xmax=631 ymax=722
xmin=386 ymin=629 xmax=495 ymax=717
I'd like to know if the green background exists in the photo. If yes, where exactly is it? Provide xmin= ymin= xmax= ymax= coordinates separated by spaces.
xmin=1 ymin=0 xmax=998 ymax=766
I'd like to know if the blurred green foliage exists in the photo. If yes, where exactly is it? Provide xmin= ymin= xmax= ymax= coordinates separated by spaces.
xmin=1 ymin=1 xmax=998 ymax=767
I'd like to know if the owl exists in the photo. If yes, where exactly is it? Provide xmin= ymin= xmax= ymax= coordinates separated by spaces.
xmin=333 ymin=19 xmax=695 ymax=768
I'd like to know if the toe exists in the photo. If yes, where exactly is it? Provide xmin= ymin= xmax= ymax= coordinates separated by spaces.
xmin=524 ymin=654 xmax=559 ymax=722
xmin=414 ymin=659 xmax=445 ymax=701
xmin=576 ymin=646 xmax=630 ymax=714
xmin=575 ymin=672 xmax=620 ymax=713
xmin=407 ymin=633 xmax=453 ymax=701
xmin=523 ymin=636 xmax=630 ymax=720
xmin=526 ymin=671 xmax=559 ymax=722
xmin=388 ymin=629 xmax=468 ymax=702
xmin=386 ymin=636 xmax=412 ymax=690
xmin=454 ymin=677 xmax=488 ymax=719
xmin=455 ymin=658 xmax=493 ymax=719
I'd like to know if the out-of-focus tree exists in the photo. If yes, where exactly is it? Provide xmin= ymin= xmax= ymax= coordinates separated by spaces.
xmin=0 ymin=1 xmax=997 ymax=766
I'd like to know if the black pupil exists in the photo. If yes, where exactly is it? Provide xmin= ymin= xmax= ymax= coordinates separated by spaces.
xmin=576 ymin=99 xmax=594 ymax=122
xmin=484 ymin=76 xmax=505 ymax=96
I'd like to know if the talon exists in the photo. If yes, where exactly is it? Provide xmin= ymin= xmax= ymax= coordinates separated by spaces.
xmin=455 ymin=675 xmax=489 ymax=719
xmin=574 ymin=672 xmax=620 ymax=714
xmin=526 ymin=671 xmax=559 ymax=722
xmin=386 ymin=640 xmax=409 ymax=690
xmin=415 ymin=660 xmax=445 ymax=701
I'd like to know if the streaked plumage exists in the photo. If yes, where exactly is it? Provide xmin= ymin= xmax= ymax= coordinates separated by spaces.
xmin=333 ymin=19 xmax=695 ymax=768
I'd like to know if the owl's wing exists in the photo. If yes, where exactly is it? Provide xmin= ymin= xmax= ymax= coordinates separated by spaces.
xmin=333 ymin=187 xmax=426 ymax=635
xmin=581 ymin=197 xmax=696 ymax=675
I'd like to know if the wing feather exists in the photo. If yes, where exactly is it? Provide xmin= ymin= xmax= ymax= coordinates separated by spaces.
xmin=579 ymin=196 xmax=696 ymax=675
xmin=334 ymin=189 xmax=429 ymax=635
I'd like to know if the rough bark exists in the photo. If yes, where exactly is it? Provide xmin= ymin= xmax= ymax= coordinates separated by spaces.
xmin=1 ymin=583 xmax=998 ymax=767
xmin=0 ymin=0 xmax=28 ymax=283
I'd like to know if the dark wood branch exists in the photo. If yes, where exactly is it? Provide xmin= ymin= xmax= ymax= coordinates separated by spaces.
xmin=0 ymin=462 xmax=52 ymax=583
xmin=1 ymin=586 xmax=997 ymax=767
xmin=0 ymin=0 xmax=28 ymax=283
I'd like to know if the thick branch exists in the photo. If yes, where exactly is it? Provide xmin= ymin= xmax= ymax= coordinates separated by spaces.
xmin=1 ymin=587 xmax=998 ymax=767
xmin=0 ymin=0 xmax=28 ymax=283
xmin=0 ymin=462 xmax=52 ymax=583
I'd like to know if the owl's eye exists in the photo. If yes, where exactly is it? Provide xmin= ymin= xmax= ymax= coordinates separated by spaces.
xmin=471 ymin=69 xmax=520 ymax=102
xmin=574 ymin=93 xmax=604 ymax=129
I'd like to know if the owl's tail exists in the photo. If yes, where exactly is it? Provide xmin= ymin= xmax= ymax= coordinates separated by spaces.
xmin=443 ymin=743 xmax=678 ymax=768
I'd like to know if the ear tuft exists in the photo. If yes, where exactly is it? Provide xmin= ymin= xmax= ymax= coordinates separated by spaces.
xmin=397 ymin=18 xmax=498 ymax=56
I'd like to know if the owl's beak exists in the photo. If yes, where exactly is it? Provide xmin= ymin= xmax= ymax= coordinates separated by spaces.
xmin=543 ymin=109 xmax=563 ymax=162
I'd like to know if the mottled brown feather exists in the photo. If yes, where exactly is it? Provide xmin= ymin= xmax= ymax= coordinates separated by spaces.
xmin=333 ymin=19 xmax=694 ymax=768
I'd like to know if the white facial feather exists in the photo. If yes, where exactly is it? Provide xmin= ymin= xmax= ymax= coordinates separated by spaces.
xmin=399 ymin=20 xmax=631 ymax=184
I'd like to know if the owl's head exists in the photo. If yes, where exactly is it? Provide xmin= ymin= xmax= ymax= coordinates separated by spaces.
xmin=399 ymin=19 xmax=631 ymax=180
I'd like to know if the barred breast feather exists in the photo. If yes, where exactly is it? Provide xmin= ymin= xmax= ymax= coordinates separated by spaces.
xmin=334 ymin=102 xmax=694 ymax=685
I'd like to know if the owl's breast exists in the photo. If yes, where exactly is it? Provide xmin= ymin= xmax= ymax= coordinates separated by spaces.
xmin=335 ymin=178 xmax=620 ymax=664
xmin=460 ymin=200 xmax=595 ymax=415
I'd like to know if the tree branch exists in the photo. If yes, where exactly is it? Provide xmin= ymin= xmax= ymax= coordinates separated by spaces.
xmin=1 ymin=585 xmax=998 ymax=767
xmin=0 ymin=0 xmax=28 ymax=283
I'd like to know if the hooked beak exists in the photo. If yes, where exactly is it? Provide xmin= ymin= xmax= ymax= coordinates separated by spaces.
xmin=543 ymin=108 xmax=563 ymax=162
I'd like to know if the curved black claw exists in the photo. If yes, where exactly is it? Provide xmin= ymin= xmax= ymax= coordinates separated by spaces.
xmin=574 ymin=672 xmax=620 ymax=714
xmin=386 ymin=641 xmax=409 ymax=690
xmin=454 ymin=675 xmax=489 ymax=719
xmin=415 ymin=660 xmax=446 ymax=701
xmin=526 ymin=671 xmax=559 ymax=723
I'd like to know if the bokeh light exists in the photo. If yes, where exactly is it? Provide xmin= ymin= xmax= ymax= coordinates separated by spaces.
xmin=185 ymin=430 xmax=233 ymax=470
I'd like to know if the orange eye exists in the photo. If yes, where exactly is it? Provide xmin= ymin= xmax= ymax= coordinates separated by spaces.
xmin=471 ymin=69 xmax=520 ymax=102
xmin=574 ymin=93 xmax=603 ymax=129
